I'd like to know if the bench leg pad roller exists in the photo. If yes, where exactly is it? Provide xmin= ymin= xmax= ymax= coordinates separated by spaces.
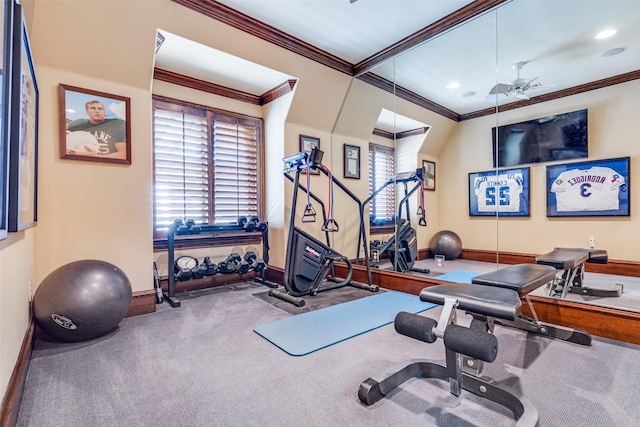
xmin=394 ymin=311 xmax=437 ymax=343
xmin=444 ymin=324 xmax=498 ymax=363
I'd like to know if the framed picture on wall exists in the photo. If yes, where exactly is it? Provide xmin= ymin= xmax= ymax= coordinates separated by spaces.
xmin=8 ymin=2 xmax=38 ymax=232
xmin=343 ymin=144 xmax=360 ymax=179
xmin=423 ymin=160 xmax=436 ymax=191
xmin=468 ymin=167 xmax=530 ymax=217
xmin=58 ymin=84 xmax=131 ymax=165
xmin=299 ymin=134 xmax=320 ymax=174
xmin=546 ymin=157 xmax=630 ymax=217
xmin=0 ymin=0 xmax=14 ymax=239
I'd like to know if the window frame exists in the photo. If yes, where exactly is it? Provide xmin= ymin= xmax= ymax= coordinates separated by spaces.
xmin=368 ymin=143 xmax=396 ymax=235
xmin=152 ymin=95 xmax=265 ymax=249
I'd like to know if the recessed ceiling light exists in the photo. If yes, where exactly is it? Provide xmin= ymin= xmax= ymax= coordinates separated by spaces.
xmin=600 ymin=46 xmax=627 ymax=57
xmin=595 ymin=29 xmax=617 ymax=40
xmin=461 ymin=91 xmax=476 ymax=98
xmin=446 ymin=82 xmax=460 ymax=89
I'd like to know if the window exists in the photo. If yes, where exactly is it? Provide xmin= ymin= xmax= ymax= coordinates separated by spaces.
xmin=368 ymin=143 xmax=395 ymax=228
xmin=152 ymin=97 xmax=263 ymax=239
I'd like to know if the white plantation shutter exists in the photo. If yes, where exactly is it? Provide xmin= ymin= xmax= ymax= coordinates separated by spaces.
xmin=153 ymin=99 xmax=261 ymax=237
xmin=368 ymin=144 xmax=395 ymax=221
xmin=153 ymin=106 xmax=209 ymax=235
xmin=212 ymin=115 xmax=260 ymax=223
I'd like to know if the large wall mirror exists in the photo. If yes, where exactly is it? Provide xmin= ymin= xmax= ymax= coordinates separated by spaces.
xmin=332 ymin=0 xmax=640 ymax=316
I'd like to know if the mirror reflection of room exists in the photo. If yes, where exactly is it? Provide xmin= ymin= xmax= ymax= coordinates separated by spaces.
xmin=334 ymin=0 xmax=639 ymax=317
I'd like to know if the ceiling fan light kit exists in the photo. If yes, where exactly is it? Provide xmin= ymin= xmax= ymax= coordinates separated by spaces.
xmin=488 ymin=61 xmax=554 ymax=102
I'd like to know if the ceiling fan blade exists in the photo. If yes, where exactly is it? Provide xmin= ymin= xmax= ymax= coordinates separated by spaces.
xmin=350 ymin=0 xmax=358 ymax=3
xmin=519 ymin=77 xmax=539 ymax=90
xmin=528 ymin=83 xmax=556 ymax=90
xmin=515 ymin=91 xmax=530 ymax=100
xmin=488 ymin=83 xmax=512 ymax=95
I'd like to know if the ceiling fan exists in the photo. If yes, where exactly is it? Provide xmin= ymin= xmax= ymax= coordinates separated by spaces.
xmin=488 ymin=62 xmax=555 ymax=100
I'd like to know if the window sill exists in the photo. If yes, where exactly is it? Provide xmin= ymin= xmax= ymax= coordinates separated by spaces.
xmin=370 ymin=225 xmax=395 ymax=235
xmin=154 ymin=231 xmax=262 ymax=251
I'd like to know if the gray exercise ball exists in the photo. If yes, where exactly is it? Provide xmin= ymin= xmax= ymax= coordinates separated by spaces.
xmin=33 ymin=260 xmax=132 ymax=342
xmin=429 ymin=230 xmax=462 ymax=260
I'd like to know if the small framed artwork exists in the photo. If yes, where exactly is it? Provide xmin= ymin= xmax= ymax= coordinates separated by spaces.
xmin=299 ymin=134 xmax=320 ymax=174
xmin=423 ymin=160 xmax=436 ymax=191
xmin=547 ymin=157 xmax=630 ymax=217
xmin=468 ymin=167 xmax=530 ymax=217
xmin=8 ymin=3 xmax=38 ymax=232
xmin=344 ymin=144 xmax=360 ymax=179
xmin=58 ymin=84 xmax=131 ymax=165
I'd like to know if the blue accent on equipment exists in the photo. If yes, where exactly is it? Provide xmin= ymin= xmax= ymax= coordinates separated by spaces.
xmin=435 ymin=270 xmax=481 ymax=284
xmin=254 ymin=291 xmax=436 ymax=356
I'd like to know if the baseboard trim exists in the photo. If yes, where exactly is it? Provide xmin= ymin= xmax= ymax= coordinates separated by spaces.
xmin=125 ymin=289 xmax=157 ymax=317
xmin=0 ymin=322 xmax=34 ymax=427
xmin=335 ymin=258 xmax=640 ymax=345
xmin=459 ymin=248 xmax=640 ymax=276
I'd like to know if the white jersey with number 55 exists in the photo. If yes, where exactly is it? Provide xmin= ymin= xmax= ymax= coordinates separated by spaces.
xmin=474 ymin=172 xmax=523 ymax=213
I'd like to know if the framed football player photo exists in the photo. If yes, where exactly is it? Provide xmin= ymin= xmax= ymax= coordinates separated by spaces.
xmin=423 ymin=160 xmax=435 ymax=191
xmin=546 ymin=157 xmax=630 ymax=217
xmin=58 ymin=84 xmax=131 ymax=165
xmin=468 ymin=167 xmax=530 ymax=217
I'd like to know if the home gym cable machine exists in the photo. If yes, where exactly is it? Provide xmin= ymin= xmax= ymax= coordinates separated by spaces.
xmin=358 ymin=168 xmax=430 ymax=274
xmin=268 ymin=148 xmax=379 ymax=307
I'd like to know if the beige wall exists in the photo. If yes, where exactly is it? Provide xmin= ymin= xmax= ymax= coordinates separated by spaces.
xmin=0 ymin=0 xmax=353 ymax=400
xmin=2 ymin=0 xmax=638 ymax=403
xmin=0 ymin=232 xmax=35 ymax=401
xmin=438 ymin=81 xmax=640 ymax=261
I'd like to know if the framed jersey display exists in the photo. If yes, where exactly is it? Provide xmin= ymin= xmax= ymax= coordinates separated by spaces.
xmin=468 ymin=167 xmax=530 ymax=217
xmin=547 ymin=157 xmax=630 ymax=217
xmin=58 ymin=84 xmax=131 ymax=165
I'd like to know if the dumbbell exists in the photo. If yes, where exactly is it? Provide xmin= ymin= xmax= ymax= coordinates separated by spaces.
xmin=199 ymin=256 xmax=218 ymax=276
xmin=218 ymin=253 xmax=243 ymax=274
xmin=191 ymin=265 xmax=204 ymax=280
xmin=175 ymin=265 xmax=193 ymax=281
xmin=244 ymin=251 xmax=267 ymax=273
xmin=173 ymin=219 xmax=189 ymax=235
xmin=237 ymin=216 xmax=248 ymax=228
xmin=175 ymin=218 xmax=201 ymax=235
xmin=242 ymin=216 xmax=259 ymax=232
xmin=238 ymin=216 xmax=267 ymax=232
xmin=224 ymin=253 xmax=251 ymax=274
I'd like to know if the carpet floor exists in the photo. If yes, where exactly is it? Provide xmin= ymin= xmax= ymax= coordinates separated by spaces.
xmin=16 ymin=281 xmax=640 ymax=427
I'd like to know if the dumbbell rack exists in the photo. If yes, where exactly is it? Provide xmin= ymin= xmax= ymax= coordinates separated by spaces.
xmin=164 ymin=220 xmax=277 ymax=308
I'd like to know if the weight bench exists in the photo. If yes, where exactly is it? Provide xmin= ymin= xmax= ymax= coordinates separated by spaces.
xmin=358 ymin=282 xmax=539 ymax=426
xmin=472 ymin=264 xmax=591 ymax=346
xmin=536 ymin=248 xmax=623 ymax=298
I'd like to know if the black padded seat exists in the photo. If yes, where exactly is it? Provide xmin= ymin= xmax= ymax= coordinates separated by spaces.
xmin=420 ymin=284 xmax=521 ymax=321
xmin=471 ymin=264 xmax=556 ymax=296
xmin=554 ymin=247 xmax=608 ymax=264
xmin=536 ymin=249 xmax=588 ymax=270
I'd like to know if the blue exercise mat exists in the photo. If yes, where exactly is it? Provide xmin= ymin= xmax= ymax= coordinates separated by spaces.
xmin=435 ymin=270 xmax=481 ymax=284
xmin=254 ymin=291 xmax=436 ymax=356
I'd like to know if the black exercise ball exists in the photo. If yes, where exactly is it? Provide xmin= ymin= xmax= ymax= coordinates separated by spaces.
xmin=33 ymin=260 xmax=132 ymax=342
xmin=429 ymin=230 xmax=462 ymax=260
